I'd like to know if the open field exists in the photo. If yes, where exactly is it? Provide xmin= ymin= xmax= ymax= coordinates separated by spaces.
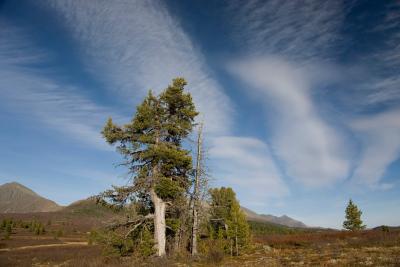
xmin=1 ymin=213 xmax=399 ymax=266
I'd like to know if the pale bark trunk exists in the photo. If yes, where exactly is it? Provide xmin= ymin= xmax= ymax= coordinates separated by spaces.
xmin=150 ymin=188 xmax=166 ymax=256
xmin=192 ymin=207 xmax=198 ymax=255
xmin=151 ymin=127 xmax=166 ymax=257
xmin=235 ymin=224 xmax=238 ymax=256
xmin=191 ymin=123 xmax=203 ymax=256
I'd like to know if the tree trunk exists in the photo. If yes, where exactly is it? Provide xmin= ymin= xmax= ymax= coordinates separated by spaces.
xmin=191 ymin=123 xmax=203 ymax=256
xmin=150 ymin=188 xmax=166 ymax=256
xmin=235 ymin=224 xmax=238 ymax=256
xmin=230 ymin=239 xmax=233 ymax=256
xmin=151 ymin=127 xmax=166 ymax=256
xmin=192 ymin=207 xmax=198 ymax=255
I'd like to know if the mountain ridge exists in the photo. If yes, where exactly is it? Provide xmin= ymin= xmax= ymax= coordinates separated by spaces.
xmin=0 ymin=182 xmax=307 ymax=228
xmin=241 ymin=206 xmax=307 ymax=228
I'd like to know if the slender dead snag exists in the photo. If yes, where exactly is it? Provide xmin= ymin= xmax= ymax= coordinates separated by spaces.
xmin=191 ymin=123 xmax=203 ymax=255
xmin=235 ymin=223 xmax=238 ymax=256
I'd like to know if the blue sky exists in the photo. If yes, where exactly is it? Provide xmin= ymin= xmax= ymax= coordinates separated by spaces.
xmin=1 ymin=0 xmax=399 ymax=228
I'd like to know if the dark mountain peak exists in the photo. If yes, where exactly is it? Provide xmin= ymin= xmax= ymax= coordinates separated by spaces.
xmin=0 ymin=181 xmax=62 ymax=213
xmin=1 ymin=182 xmax=38 ymax=196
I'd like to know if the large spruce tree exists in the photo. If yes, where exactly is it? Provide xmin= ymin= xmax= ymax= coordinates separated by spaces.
xmin=343 ymin=199 xmax=366 ymax=231
xmin=102 ymin=78 xmax=198 ymax=256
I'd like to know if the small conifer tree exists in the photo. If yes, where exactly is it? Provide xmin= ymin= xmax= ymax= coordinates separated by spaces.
xmin=209 ymin=187 xmax=250 ymax=255
xmin=4 ymin=222 xmax=12 ymax=239
xmin=343 ymin=199 xmax=366 ymax=231
xmin=137 ymin=227 xmax=155 ymax=257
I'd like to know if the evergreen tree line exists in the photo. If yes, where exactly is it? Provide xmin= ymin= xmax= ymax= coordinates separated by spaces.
xmin=0 ymin=218 xmax=13 ymax=240
xmin=0 ymin=218 xmax=46 ymax=239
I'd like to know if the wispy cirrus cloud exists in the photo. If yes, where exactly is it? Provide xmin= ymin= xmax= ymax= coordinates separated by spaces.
xmin=0 ymin=73 xmax=118 ymax=150
xmin=229 ymin=57 xmax=350 ymax=187
xmin=0 ymin=19 xmax=122 ymax=150
xmin=225 ymin=0 xmax=352 ymax=187
xmin=338 ymin=4 xmax=400 ymax=190
xmin=40 ymin=0 xmax=232 ymax=135
xmin=209 ymin=136 xmax=288 ymax=205
xmin=362 ymin=3 xmax=400 ymax=106
xmin=351 ymin=109 xmax=400 ymax=189
xmin=227 ymin=0 xmax=349 ymax=63
xmin=226 ymin=0 xmax=400 ymax=190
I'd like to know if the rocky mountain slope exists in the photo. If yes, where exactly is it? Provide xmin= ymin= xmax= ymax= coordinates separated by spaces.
xmin=241 ymin=206 xmax=307 ymax=228
xmin=0 ymin=182 xmax=62 ymax=213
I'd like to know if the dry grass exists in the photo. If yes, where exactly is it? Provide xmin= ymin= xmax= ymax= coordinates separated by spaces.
xmin=0 ymin=245 xmax=101 ymax=267
xmin=1 ymin=214 xmax=399 ymax=266
xmin=0 ymin=236 xmax=64 ymax=248
xmin=223 ymin=229 xmax=400 ymax=267
xmin=221 ymin=245 xmax=400 ymax=267
xmin=255 ymin=228 xmax=400 ymax=249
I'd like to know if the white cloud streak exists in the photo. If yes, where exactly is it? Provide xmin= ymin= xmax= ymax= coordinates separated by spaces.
xmin=209 ymin=136 xmax=288 ymax=201
xmin=229 ymin=57 xmax=350 ymax=187
xmin=226 ymin=0 xmax=400 ymax=190
xmin=227 ymin=0 xmax=347 ymax=63
xmin=41 ymin=0 xmax=232 ymax=134
xmin=0 ymin=19 xmax=122 ymax=150
xmin=351 ymin=109 xmax=400 ymax=189
xmin=225 ymin=0 xmax=352 ymax=187
xmin=0 ymin=73 xmax=116 ymax=150
xmin=364 ymin=3 xmax=400 ymax=105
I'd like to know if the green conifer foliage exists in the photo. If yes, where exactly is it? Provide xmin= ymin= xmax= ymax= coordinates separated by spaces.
xmin=4 ymin=221 xmax=12 ymax=239
xmin=209 ymin=187 xmax=250 ymax=255
xmin=137 ymin=227 xmax=155 ymax=257
xmin=102 ymin=78 xmax=198 ymax=256
xmin=102 ymin=78 xmax=197 ymax=200
xmin=343 ymin=199 xmax=366 ymax=231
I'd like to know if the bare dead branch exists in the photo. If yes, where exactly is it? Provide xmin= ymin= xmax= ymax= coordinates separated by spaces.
xmin=125 ymin=222 xmax=145 ymax=238
xmin=107 ymin=214 xmax=154 ymax=231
